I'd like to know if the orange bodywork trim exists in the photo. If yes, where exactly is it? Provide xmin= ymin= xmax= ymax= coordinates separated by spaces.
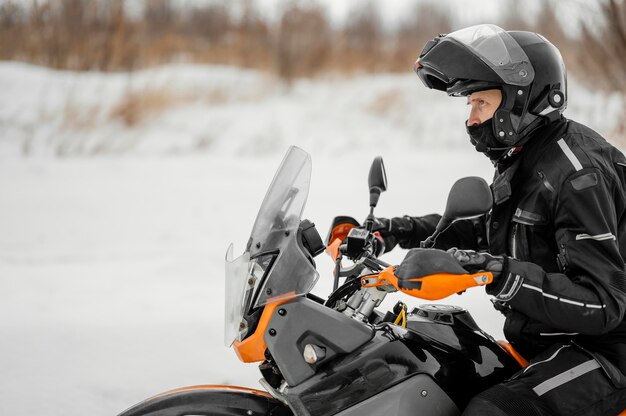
xmin=497 ymin=340 xmax=529 ymax=368
xmin=151 ymin=384 xmax=271 ymax=400
xmin=329 ymin=223 xmax=358 ymax=244
xmin=360 ymin=267 xmax=397 ymax=289
xmin=233 ymin=297 xmax=293 ymax=363
xmin=326 ymin=238 xmax=342 ymax=261
xmin=361 ymin=266 xmax=493 ymax=301
xmin=325 ymin=223 xmax=358 ymax=261
xmin=399 ymin=271 xmax=493 ymax=300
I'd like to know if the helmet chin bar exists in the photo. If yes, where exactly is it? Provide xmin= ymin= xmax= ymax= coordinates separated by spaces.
xmin=511 ymin=86 xmax=565 ymax=144
xmin=491 ymin=84 xmax=563 ymax=148
xmin=449 ymin=81 xmax=537 ymax=147
xmin=454 ymin=81 xmax=553 ymax=150
xmin=492 ymin=84 xmax=532 ymax=146
xmin=534 ymin=87 xmax=566 ymax=118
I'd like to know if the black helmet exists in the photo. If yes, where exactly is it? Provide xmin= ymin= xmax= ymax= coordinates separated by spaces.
xmin=415 ymin=24 xmax=567 ymax=146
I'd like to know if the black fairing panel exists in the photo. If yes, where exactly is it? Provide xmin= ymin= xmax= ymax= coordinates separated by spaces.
xmin=265 ymin=297 xmax=374 ymax=386
xmin=403 ymin=311 xmax=520 ymax=406
xmin=282 ymin=309 xmax=520 ymax=416
xmin=117 ymin=387 xmax=291 ymax=416
xmin=335 ymin=374 xmax=460 ymax=416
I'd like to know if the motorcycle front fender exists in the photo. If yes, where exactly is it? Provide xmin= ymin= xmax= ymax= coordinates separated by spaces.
xmin=117 ymin=385 xmax=292 ymax=416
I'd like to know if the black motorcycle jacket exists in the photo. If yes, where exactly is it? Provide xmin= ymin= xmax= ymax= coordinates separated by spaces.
xmin=386 ymin=117 xmax=626 ymax=372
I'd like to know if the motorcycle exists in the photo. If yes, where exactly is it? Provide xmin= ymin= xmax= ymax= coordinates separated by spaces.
xmin=118 ymin=146 xmax=528 ymax=416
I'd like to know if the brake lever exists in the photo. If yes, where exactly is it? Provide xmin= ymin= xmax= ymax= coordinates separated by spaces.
xmin=361 ymin=255 xmax=390 ymax=272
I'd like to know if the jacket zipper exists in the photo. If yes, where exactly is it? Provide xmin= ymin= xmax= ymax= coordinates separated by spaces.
xmin=557 ymin=243 xmax=568 ymax=272
xmin=537 ymin=171 xmax=555 ymax=193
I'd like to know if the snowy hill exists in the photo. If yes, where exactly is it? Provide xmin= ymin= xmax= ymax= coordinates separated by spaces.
xmin=0 ymin=63 xmax=623 ymax=415
xmin=1 ymin=62 xmax=622 ymax=159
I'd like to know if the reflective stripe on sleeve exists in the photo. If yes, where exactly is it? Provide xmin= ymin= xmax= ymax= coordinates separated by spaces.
xmin=495 ymin=273 xmax=523 ymax=301
xmin=575 ymin=233 xmax=616 ymax=241
xmin=533 ymin=359 xmax=601 ymax=396
xmin=521 ymin=283 xmax=606 ymax=309
xmin=557 ymin=138 xmax=583 ymax=171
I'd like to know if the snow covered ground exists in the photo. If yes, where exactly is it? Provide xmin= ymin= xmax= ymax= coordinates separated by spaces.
xmin=2 ymin=62 xmax=623 ymax=160
xmin=0 ymin=62 xmax=623 ymax=415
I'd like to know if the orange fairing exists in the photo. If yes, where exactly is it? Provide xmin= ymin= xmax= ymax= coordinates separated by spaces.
xmin=362 ymin=266 xmax=493 ymax=301
xmin=326 ymin=238 xmax=342 ymax=261
xmin=329 ymin=222 xmax=358 ymax=243
xmin=360 ymin=267 xmax=398 ymax=289
xmin=233 ymin=297 xmax=293 ymax=363
xmin=497 ymin=340 xmax=529 ymax=368
xmin=325 ymin=222 xmax=358 ymax=260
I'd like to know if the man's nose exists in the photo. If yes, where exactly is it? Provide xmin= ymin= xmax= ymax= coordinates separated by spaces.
xmin=467 ymin=109 xmax=481 ymax=127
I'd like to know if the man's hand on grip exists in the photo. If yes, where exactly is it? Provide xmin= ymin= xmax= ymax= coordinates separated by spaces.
xmin=448 ymin=248 xmax=504 ymax=281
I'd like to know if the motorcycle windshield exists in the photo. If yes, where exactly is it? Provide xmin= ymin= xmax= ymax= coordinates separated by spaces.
xmin=224 ymin=146 xmax=319 ymax=346
xmin=447 ymin=24 xmax=534 ymax=86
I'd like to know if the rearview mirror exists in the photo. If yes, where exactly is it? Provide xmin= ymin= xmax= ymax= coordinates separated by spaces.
xmin=368 ymin=156 xmax=387 ymax=208
xmin=422 ymin=176 xmax=492 ymax=248
xmin=443 ymin=176 xmax=493 ymax=222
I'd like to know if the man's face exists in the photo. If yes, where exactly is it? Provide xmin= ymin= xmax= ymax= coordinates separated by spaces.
xmin=466 ymin=89 xmax=502 ymax=126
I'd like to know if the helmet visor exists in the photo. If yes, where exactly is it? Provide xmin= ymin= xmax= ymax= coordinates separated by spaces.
xmin=448 ymin=24 xmax=534 ymax=86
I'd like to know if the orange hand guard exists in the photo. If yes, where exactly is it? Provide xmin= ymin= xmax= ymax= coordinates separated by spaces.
xmin=325 ymin=222 xmax=359 ymax=261
xmin=361 ymin=266 xmax=493 ymax=301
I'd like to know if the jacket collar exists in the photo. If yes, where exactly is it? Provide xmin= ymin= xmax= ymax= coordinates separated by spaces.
xmin=491 ymin=117 xmax=569 ymax=206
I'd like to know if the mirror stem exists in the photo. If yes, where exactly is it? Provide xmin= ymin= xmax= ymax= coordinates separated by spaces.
xmin=421 ymin=235 xmax=436 ymax=248
xmin=422 ymin=216 xmax=451 ymax=248
xmin=365 ymin=208 xmax=375 ymax=232
xmin=369 ymin=187 xmax=382 ymax=208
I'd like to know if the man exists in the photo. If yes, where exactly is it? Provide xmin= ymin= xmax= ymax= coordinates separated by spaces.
xmin=380 ymin=25 xmax=626 ymax=415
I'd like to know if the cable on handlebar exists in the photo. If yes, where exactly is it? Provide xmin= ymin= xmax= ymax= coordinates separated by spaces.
xmin=325 ymin=277 xmax=361 ymax=309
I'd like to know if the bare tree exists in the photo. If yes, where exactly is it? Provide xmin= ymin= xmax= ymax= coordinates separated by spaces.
xmin=275 ymin=1 xmax=330 ymax=81
xmin=0 ymin=1 xmax=25 ymax=60
xmin=579 ymin=0 xmax=626 ymax=92
xmin=391 ymin=3 xmax=452 ymax=72
xmin=338 ymin=1 xmax=383 ymax=72
xmin=144 ymin=0 xmax=177 ymax=36
xmin=228 ymin=1 xmax=270 ymax=69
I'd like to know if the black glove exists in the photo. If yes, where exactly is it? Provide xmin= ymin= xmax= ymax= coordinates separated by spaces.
xmin=395 ymin=248 xmax=469 ymax=280
xmin=372 ymin=216 xmax=439 ymax=253
xmin=370 ymin=218 xmax=395 ymax=252
xmin=447 ymin=248 xmax=505 ymax=281
xmin=393 ymin=248 xmax=497 ymax=300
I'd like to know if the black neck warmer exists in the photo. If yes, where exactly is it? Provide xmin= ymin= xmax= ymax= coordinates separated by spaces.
xmin=466 ymin=118 xmax=512 ymax=163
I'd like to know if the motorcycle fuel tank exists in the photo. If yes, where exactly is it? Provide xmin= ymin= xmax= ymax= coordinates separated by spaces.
xmin=277 ymin=304 xmax=519 ymax=415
